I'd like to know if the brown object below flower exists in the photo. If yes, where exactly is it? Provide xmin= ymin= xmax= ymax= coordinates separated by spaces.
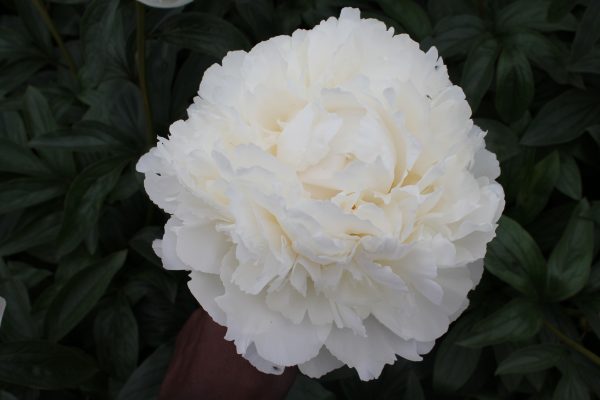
xmin=159 ymin=308 xmax=298 ymax=400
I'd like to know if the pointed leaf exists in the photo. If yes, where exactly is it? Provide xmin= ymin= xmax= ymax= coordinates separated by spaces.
xmin=79 ymin=0 xmax=120 ymax=86
xmin=376 ymin=0 xmax=432 ymax=40
xmin=0 ymin=211 xmax=62 ymax=257
xmin=485 ymin=216 xmax=546 ymax=296
xmin=513 ymin=151 xmax=560 ymax=223
xmin=495 ymin=48 xmax=534 ymax=122
xmin=553 ymin=371 xmax=590 ymax=400
xmin=160 ymin=12 xmax=250 ymax=59
xmin=0 ymin=277 xmax=37 ymax=341
xmin=0 ymin=178 xmax=65 ymax=214
xmin=545 ymin=200 xmax=594 ymax=301
xmin=496 ymin=344 xmax=563 ymax=375
xmin=461 ymin=35 xmax=499 ymax=112
xmin=459 ymin=299 xmax=543 ymax=347
xmin=23 ymin=87 xmax=75 ymax=175
xmin=522 ymin=90 xmax=600 ymax=146
xmin=94 ymin=294 xmax=138 ymax=380
xmin=431 ymin=15 xmax=485 ymax=58
xmin=58 ymin=157 xmax=129 ymax=256
xmin=116 ymin=343 xmax=174 ymax=400
xmin=556 ymin=155 xmax=582 ymax=200
xmin=0 ymin=138 xmax=52 ymax=177
xmin=476 ymin=118 xmax=520 ymax=162
xmin=45 ymin=250 xmax=127 ymax=342
xmin=0 ymin=341 xmax=97 ymax=390
xmin=570 ymin=0 xmax=600 ymax=61
xmin=433 ymin=315 xmax=481 ymax=392
xmin=495 ymin=0 xmax=577 ymax=33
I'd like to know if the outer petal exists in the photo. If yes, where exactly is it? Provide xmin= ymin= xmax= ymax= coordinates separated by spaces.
xmin=298 ymin=347 xmax=344 ymax=378
xmin=325 ymin=317 xmax=424 ymax=381
xmin=176 ymin=223 xmax=231 ymax=274
xmin=136 ymin=0 xmax=193 ymax=8
xmin=188 ymin=271 xmax=227 ymax=325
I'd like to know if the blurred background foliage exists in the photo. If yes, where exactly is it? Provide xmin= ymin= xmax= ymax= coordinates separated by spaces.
xmin=0 ymin=0 xmax=599 ymax=399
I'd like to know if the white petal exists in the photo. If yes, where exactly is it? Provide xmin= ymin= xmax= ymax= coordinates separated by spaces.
xmin=187 ymin=271 xmax=226 ymax=325
xmin=176 ymin=223 xmax=230 ymax=273
xmin=298 ymin=347 xmax=343 ymax=378
xmin=325 ymin=317 xmax=422 ymax=381
xmin=158 ymin=218 xmax=186 ymax=270
xmin=243 ymin=344 xmax=285 ymax=375
xmin=136 ymin=0 xmax=193 ymax=8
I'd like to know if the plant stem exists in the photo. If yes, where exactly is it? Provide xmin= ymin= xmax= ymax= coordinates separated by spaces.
xmin=135 ymin=2 xmax=155 ymax=148
xmin=30 ymin=0 xmax=77 ymax=78
xmin=544 ymin=320 xmax=600 ymax=367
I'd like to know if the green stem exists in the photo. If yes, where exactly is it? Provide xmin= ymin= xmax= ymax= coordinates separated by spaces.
xmin=544 ymin=321 xmax=600 ymax=367
xmin=135 ymin=2 xmax=155 ymax=148
xmin=30 ymin=0 xmax=77 ymax=78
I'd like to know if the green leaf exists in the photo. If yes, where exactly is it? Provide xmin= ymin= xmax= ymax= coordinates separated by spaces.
xmin=495 ymin=344 xmax=563 ymax=375
xmin=0 ymin=24 xmax=43 ymax=64
xmin=146 ymin=40 xmax=177 ymax=133
xmin=57 ymin=157 xmax=129 ymax=256
xmin=513 ymin=151 xmax=560 ymax=224
xmin=0 ymin=138 xmax=52 ymax=177
xmin=94 ymin=294 xmax=138 ymax=381
xmin=548 ymin=0 xmax=576 ymax=21
xmin=116 ymin=343 xmax=174 ymax=400
xmin=461 ymin=35 xmax=499 ymax=112
xmin=506 ymin=31 xmax=569 ymax=84
xmin=570 ymin=0 xmax=600 ymax=61
xmin=521 ymin=90 xmax=600 ymax=146
xmin=376 ymin=0 xmax=432 ymax=40
xmin=14 ymin=1 xmax=52 ymax=51
xmin=433 ymin=315 xmax=481 ymax=392
xmin=431 ymin=15 xmax=486 ymax=58
xmin=0 ymin=211 xmax=62 ymax=257
xmin=476 ymin=118 xmax=520 ymax=162
xmin=7 ymin=261 xmax=52 ymax=289
xmin=404 ymin=371 xmax=425 ymax=400
xmin=23 ymin=87 xmax=75 ymax=176
xmin=554 ymin=371 xmax=590 ymax=400
xmin=0 ymin=178 xmax=65 ymax=214
xmin=79 ymin=0 xmax=120 ymax=86
xmin=556 ymin=155 xmax=582 ymax=200
xmin=459 ymin=299 xmax=543 ymax=347
xmin=0 ymin=390 xmax=18 ymax=400
xmin=0 ymin=341 xmax=97 ymax=390
xmin=0 ymin=59 xmax=45 ymax=96
xmin=28 ymin=122 xmax=131 ymax=152
xmin=285 ymin=375 xmax=335 ymax=400
xmin=235 ymin=0 xmax=275 ymax=40
xmin=160 ymin=12 xmax=250 ymax=59
xmin=495 ymin=0 xmax=577 ymax=33
xmin=0 ymin=277 xmax=37 ymax=341
xmin=485 ymin=216 xmax=546 ymax=296
xmin=0 ymin=111 xmax=27 ymax=144
xmin=495 ymin=48 xmax=534 ymax=122
xmin=45 ymin=250 xmax=127 ymax=342
xmin=569 ymin=47 xmax=600 ymax=74
xmin=545 ymin=200 xmax=594 ymax=302
xmin=170 ymin=53 xmax=213 ymax=119
xmin=129 ymin=226 xmax=162 ymax=267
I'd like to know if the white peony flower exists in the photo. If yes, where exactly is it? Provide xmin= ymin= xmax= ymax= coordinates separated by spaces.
xmin=137 ymin=8 xmax=505 ymax=380
xmin=136 ymin=0 xmax=193 ymax=9
xmin=0 ymin=296 xmax=5 ymax=328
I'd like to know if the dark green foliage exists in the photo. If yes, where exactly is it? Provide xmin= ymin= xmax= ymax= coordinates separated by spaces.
xmin=0 ymin=0 xmax=598 ymax=399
